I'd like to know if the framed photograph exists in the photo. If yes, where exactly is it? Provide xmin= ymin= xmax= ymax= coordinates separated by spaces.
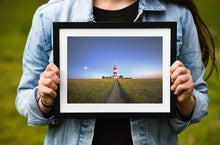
xmin=53 ymin=22 xmax=176 ymax=118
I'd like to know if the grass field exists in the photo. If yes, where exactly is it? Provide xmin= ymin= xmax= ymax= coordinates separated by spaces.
xmin=118 ymin=79 xmax=162 ymax=103
xmin=0 ymin=0 xmax=219 ymax=144
xmin=68 ymin=79 xmax=115 ymax=103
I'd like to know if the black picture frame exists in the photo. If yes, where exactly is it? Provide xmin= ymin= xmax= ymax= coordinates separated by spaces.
xmin=53 ymin=22 xmax=176 ymax=118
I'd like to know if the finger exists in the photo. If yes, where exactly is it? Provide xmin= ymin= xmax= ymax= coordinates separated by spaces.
xmin=176 ymin=92 xmax=187 ymax=104
xmin=174 ymin=84 xmax=184 ymax=95
xmin=174 ymin=81 xmax=193 ymax=95
xmin=38 ymin=84 xmax=57 ymax=99
xmin=171 ymin=74 xmax=188 ymax=91
xmin=176 ymin=87 xmax=193 ymax=103
xmin=44 ymin=71 xmax=60 ymax=85
xmin=40 ymin=71 xmax=46 ymax=79
xmin=170 ymin=60 xmax=184 ymax=75
xmin=40 ymin=78 xmax=58 ymax=91
xmin=171 ymin=67 xmax=189 ymax=83
xmin=46 ymin=63 xmax=59 ymax=75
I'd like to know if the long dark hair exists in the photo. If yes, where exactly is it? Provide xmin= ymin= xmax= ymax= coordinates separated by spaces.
xmin=162 ymin=0 xmax=217 ymax=80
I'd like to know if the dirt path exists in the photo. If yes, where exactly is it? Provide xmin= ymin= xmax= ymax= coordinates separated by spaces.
xmin=106 ymin=80 xmax=126 ymax=103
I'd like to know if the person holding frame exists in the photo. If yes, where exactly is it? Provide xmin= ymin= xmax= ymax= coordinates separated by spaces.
xmin=16 ymin=0 xmax=217 ymax=145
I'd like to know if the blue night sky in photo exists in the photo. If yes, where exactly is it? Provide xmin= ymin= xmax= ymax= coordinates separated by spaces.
xmin=67 ymin=37 xmax=162 ymax=79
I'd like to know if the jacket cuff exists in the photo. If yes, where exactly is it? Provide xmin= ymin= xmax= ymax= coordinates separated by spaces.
xmin=169 ymin=89 xmax=208 ymax=134
xmin=27 ymin=87 xmax=55 ymax=126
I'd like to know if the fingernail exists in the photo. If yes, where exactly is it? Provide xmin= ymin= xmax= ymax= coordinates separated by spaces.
xmin=171 ymin=85 xmax=174 ymax=90
xmin=174 ymin=91 xmax=177 ymax=95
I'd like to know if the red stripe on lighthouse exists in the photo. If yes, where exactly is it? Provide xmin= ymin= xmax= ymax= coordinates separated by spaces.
xmin=113 ymin=65 xmax=117 ymax=78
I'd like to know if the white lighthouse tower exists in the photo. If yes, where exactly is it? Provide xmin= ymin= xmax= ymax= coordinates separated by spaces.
xmin=112 ymin=65 xmax=118 ymax=79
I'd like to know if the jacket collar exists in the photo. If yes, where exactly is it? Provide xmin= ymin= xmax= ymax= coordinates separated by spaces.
xmin=139 ymin=0 xmax=166 ymax=11
xmin=67 ymin=0 xmax=166 ymax=22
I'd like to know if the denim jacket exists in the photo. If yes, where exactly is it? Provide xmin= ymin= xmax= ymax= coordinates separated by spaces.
xmin=16 ymin=0 xmax=209 ymax=145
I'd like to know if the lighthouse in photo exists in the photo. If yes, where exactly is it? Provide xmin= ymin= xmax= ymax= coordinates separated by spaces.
xmin=113 ymin=65 xmax=118 ymax=79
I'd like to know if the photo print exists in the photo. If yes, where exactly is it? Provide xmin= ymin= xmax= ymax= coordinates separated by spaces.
xmin=67 ymin=37 xmax=163 ymax=104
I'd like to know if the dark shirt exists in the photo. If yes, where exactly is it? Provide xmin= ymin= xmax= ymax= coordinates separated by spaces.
xmin=92 ymin=118 xmax=133 ymax=145
xmin=93 ymin=0 xmax=138 ymax=22
xmin=92 ymin=1 xmax=139 ymax=145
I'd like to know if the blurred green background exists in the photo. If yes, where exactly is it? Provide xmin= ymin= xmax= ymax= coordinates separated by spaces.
xmin=0 ymin=0 xmax=219 ymax=144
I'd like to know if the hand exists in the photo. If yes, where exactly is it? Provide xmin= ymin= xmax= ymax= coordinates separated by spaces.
xmin=38 ymin=63 xmax=60 ymax=114
xmin=170 ymin=60 xmax=195 ymax=120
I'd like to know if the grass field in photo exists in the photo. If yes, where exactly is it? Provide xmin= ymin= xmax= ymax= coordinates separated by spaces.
xmin=68 ymin=79 xmax=115 ymax=103
xmin=68 ymin=78 xmax=162 ymax=103
xmin=118 ymin=79 xmax=162 ymax=103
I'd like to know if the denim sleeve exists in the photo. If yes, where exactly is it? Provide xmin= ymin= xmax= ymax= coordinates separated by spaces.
xmin=169 ymin=8 xmax=209 ymax=134
xmin=16 ymin=8 xmax=55 ymax=126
